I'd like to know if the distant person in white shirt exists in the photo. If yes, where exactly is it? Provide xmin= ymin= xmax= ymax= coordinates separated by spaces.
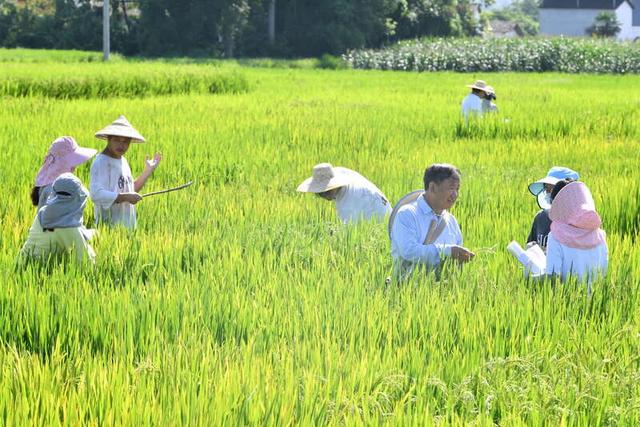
xmin=546 ymin=179 xmax=608 ymax=287
xmin=482 ymin=85 xmax=498 ymax=113
xmin=90 ymin=115 xmax=162 ymax=229
xmin=297 ymin=163 xmax=391 ymax=223
xmin=461 ymin=80 xmax=496 ymax=119
xmin=390 ymin=164 xmax=475 ymax=280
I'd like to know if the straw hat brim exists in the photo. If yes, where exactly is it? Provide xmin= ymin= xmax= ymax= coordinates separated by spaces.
xmin=466 ymin=84 xmax=490 ymax=93
xmin=388 ymin=190 xmax=424 ymax=239
xmin=95 ymin=127 xmax=146 ymax=143
xmin=297 ymin=174 xmax=350 ymax=193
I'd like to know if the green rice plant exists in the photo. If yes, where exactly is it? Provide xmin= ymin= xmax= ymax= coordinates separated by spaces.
xmin=0 ymin=48 xmax=124 ymax=63
xmin=0 ymin=52 xmax=640 ymax=425
xmin=0 ymin=62 xmax=249 ymax=99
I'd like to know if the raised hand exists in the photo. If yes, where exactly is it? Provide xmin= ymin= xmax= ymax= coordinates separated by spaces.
xmin=144 ymin=152 xmax=162 ymax=174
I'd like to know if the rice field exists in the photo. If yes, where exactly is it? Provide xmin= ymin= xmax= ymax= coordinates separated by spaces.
xmin=1 ymin=49 xmax=640 ymax=425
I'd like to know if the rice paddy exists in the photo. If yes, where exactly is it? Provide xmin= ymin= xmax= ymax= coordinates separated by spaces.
xmin=1 ymin=48 xmax=640 ymax=425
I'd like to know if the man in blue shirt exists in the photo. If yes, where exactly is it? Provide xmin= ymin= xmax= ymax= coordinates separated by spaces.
xmin=391 ymin=163 xmax=475 ymax=280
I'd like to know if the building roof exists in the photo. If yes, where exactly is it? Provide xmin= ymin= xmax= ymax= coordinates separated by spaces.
xmin=632 ymin=0 xmax=640 ymax=25
xmin=540 ymin=0 xmax=631 ymax=9
xmin=488 ymin=20 xmax=520 ymax=37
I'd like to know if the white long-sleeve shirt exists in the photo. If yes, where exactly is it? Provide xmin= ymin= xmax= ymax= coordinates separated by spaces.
xmin=332 ymin=168 xmax=391 ymax=223
xmin=461 ymin=93 xmax=484 ymax=119
xmin=391 ymin=195 xmax=463 ymax=275
xmin=89 ymin=153 xmax=137 ymax=229
xmin=546 ymin=233 xmax=608 ymax=284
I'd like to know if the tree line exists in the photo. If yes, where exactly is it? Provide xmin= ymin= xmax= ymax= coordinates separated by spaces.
xmin=0 ymin=0 xmax=484 ymax=57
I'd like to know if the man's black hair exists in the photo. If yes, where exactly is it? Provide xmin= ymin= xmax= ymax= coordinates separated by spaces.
xmin=550 ymin=178 xmax=576 ymax=201
xmin=423 ymin=164 xmax=461 ymax=191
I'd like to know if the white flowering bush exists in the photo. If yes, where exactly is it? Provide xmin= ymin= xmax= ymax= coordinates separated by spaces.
xmin=344 ymin=38 xmax=640 ymax=73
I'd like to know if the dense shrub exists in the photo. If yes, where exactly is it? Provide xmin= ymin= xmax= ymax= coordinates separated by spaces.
xmin=345 ymin=38 xmax=640 ymax=73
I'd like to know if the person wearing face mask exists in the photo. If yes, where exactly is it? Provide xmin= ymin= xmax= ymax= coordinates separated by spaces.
xmin=390 ymin=163 xmax=475 ymax=280
xmin=526 ymin=166 xmax=580 ymax=252
xmin=20 ymin=173 xmax=97 ymax=265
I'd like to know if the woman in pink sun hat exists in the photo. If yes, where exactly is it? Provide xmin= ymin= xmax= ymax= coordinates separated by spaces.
xmin=546 ymin=179 xmax=608 ymax=289
xmin=31 ymin=136 xmax=97 ymax=208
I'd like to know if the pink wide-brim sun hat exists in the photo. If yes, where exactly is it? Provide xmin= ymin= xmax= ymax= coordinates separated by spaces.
xmin=95 ymin=115 xmax=146 ymax=143
xmin=297 ymin=163 xmax=351 ymax=193
xmin=35 ymin=136 xmax=97 ymax=187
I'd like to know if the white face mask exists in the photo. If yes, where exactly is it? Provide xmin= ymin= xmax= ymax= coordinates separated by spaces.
xmin=537 ymin=190 xmax=552 ymax=210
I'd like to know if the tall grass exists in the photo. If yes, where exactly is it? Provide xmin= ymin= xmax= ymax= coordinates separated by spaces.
xmin=0 ymin=62 xmax=249 ymax=99
xmin=1 ymin=55 xmax=640 ymax=424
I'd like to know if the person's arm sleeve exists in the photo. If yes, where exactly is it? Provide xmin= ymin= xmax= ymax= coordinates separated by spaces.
xmin=526 ymin=218 xmax=537 ymax=244
xmin=90 ymin=162 xmax=118 ymax=209
xmin=454 ymin=217 xmax=463 ymax=246
xmin=545 ymin=234 xmax=563 ymax=279
xmin=392 ymin=211 xmax=453 ymax=265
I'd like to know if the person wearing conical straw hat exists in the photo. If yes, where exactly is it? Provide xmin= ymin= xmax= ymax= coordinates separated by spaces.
xmin=297 ymin=163 xmax=391 ymax=223
xmin=461 ymin=80 xmax=494 ymax=119
xmin=31 ymin=136 xmax=97 ymax=209
xmin=89 ymin=115 xmax=162 ymax=229
xmin=390 ymin=164 xmax=474 ymax=280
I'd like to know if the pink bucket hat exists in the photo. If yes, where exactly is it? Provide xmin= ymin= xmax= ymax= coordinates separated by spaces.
xmin=34 ymin=137 xmax=97 ymax=187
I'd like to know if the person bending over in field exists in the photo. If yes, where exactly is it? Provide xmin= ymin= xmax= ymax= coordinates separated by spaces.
xmin=390 ymin=164 xmax=475 ymax=281
xmin=90 ymin=115 xmax=161 ymax=230
xmin=461 ymin=80 xmax=495 ymax=120
xmin=526 ymin=166 xmax=580 ymax=252
xmin=21 ymin=173 xmax=96 ymax=265
xmin=31 ymin=136 xmax=97 ymax=209
xmin=297 ymin=163 xmax=391 ymax=223
xmin=545 ymin=179 xmax=608 ymax=288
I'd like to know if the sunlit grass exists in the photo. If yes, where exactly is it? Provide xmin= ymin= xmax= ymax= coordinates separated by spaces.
xmin=1 ymin=52 xmax=640 ymax=424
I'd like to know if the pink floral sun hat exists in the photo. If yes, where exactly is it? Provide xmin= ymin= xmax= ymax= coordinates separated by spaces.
xmin=549 ymin=181 xmax=606 ymax=249
xmin=34 ymin=136 xmax=97 ymax=187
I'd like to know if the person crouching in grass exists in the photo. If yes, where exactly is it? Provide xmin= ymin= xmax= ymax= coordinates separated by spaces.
xmin=20 ymin=173 xmax=96 ymax=265
xmin=546 ymin=179 xmax=608 ymax=290
xmin=297 ymin=163 xmax=392 ymax=223
xmin=526 ymin=166 xmax=580 ymax=252
xmin=90 ymin=115 xmax=161 ymax=230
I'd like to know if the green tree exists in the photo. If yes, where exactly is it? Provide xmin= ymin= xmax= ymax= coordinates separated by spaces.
xmin=392 ymin=0 xmax=481 ymax=40
xmin=587 ymin=11 xmax=621 ymax=38
xmin=486 ymin=0 xmax=539 ymax=36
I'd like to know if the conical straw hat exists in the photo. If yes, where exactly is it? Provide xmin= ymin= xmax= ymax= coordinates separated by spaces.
xmin=95 ymin=115 xmax=146 ymax=143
